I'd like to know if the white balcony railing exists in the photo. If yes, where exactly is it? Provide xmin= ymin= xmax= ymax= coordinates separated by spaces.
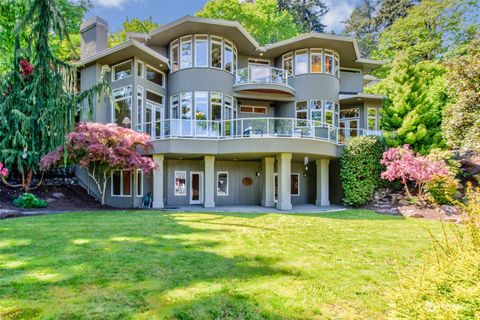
xmin=234 ymin=66 xmax=293 ymax=88
xmin=136 ymin=117 xmax=385 ymax=145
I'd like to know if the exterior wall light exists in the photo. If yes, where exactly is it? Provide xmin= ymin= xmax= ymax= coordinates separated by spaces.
xmin=255 ymin=171 xmax=261 ymax=177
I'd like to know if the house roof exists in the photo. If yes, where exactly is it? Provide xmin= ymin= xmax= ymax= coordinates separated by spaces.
xmin=339 ymin=93 xmax=385 ymax=106
xmin=77 ymin=39 xmax=169 ymax=71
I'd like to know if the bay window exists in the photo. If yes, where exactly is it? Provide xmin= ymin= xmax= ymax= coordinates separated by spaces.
xmin=296 ymin=101 xmax=308 ymax=126
xmin=310 ymin=49 xmax=323 ymax=73
xmin=170 ymin=40 xmax=179 ymax=71
xmin=195 ymin=35 xmax=208 ymax=67
xmin=180 ymin=92 xmax=193 ymax=135
xmin=194 ymin=91 xmax=209 ymax=136
xmin=211 ymin=92 xmax=222 ymax=135
xmin=180 ymin=36 xmax=193 ymax=69
xmin=310 ymin=100 xmax=323 ymax=124
xmin=282 ymin=52 xmax=293 ymax=75
xmin=211 ymin=36 xmax=222 ymax=69
xmin=295 ymin=50 xmax=308 ymax=75
xmin=324 ymin=100 xmax=334 ymax=125
xmin=224 ymin=40 xmax=233 ymax=72
xmin=324 ymin=50 xmax=334 ymax=75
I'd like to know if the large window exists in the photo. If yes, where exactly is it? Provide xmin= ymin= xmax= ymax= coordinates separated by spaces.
xmin=174 ymin=171 xmax=187 ymax=196
xmin=146 ymin=65 xmax=164 ymax=87
xmin=195 ymin=35 xmax=208 ymax=67
xmin=170 ymin=40 xmax=179 ymax=72
xmin=324 ymin=100 xmax=334 ymax=125
xmin=211 ymin=36 xmax=222 ymax=69
xmin=112 ymin=60 xmax=132 ymax=81
xmin=112 ymin=85 xmax=132 ymax=128
xmin=194 ymin=91 xmax=209 ymax=136
xmin=296 ymin=101 xmax=308 ymax=126
xmin=310 ymin=49 xmax=322 ymax=73
xmin=295 ymin=50 xmax=308 ymax=75
xmin=282 ymin=52 xmax=293 ymax=75
xmin=180 ymin=92 xmax=193 ymax=135
xmin=224 ymin=40 xmax=233 ymax=73
xmin=367 ymin=107 xmax=381 ymax=130
xmin=112 ymin=170 xmax=131 ymax=197
xmin=180 ymin=36 xmax=193 ymax=69
xmin=310 ymin=100 xmax=322 ymax=124
xmin=324 ymin=50 xmax=334 ymax=75
xmin=170 ymin=95 xmax=179 ymax=119
xmin=217 ymin=172 xmax=229 ymax=196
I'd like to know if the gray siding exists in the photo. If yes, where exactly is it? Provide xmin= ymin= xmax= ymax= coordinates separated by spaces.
xmin=294 ymin=74 xmax=339 ymax=101
xmin=168 ymin=68 xmax=234 ymax=96
xmin=340 ymin=70 xmax=363 ymax=94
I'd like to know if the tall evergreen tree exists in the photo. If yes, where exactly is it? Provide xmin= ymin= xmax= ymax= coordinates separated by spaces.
xmin=377 ymin=54 xmax=448 ymax=154
xmin=0 ymin=0 xmax=107 ymax=190
xmin=277 ymin=0 xmax=328 ymax=33
xmin=344 ymin=0 xmax=379 ymax=58
xmin=375 ymin=0 xmax=416 ymax=29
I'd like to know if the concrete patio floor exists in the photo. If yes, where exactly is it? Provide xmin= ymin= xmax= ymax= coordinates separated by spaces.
xmin=160 ymin=204 xmax=346 ymax=214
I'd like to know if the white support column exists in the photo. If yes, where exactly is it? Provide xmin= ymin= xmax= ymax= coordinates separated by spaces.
xmin=204 ymin=155 xmax=216 ymax=208
xmin=316 ymin=159 xmax=330 ymax=207
xmin=276 ymin=153 xmax=292 ymax=210
xmin=261 ymin=157 xmax=275 ymax=207
xmin=152 ymin=154 xmax=164 ymax=208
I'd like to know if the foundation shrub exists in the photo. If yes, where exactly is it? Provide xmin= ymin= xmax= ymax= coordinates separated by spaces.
xmin=340 ymin=136 xmax=385 ymax=207
xmin=13 ymin=193 xmax=47 ymax=208
xmin=391 ymin=185 xmax=480 ymax=319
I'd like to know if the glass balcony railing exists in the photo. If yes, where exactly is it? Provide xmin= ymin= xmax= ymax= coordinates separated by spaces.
xmin=234 ymin=66 xmax=293 ymax=88
xmin=136 ymin=117 xmax=386 ymax=145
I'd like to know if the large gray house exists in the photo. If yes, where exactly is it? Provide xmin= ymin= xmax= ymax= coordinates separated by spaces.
xmin=77 ymin=15 xmax=384 ymax=210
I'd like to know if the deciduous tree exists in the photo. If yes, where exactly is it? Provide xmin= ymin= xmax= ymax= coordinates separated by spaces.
xmin=40 ymin=123 xmax=157 ymax=205
xmin=196 ymin=0 xmax=300 ymax=45
xmin=109 ymin=17 xmax=159 ymax=47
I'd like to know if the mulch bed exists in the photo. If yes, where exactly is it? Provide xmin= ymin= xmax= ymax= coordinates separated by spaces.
xmin=0 ymin=184 xmax=108 ymax=213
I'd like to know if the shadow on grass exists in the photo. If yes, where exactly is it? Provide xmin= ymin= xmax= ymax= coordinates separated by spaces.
xmin=0 ymin=211 xmax=292 ymax=319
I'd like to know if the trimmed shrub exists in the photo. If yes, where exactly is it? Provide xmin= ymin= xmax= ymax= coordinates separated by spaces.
xmin=13 ymin=193 xmax=47 ymax=208
xmin=425 ymin=174 xmax=458 ymax=205
xmin=340 ymin=136 xmax=385 ymax=207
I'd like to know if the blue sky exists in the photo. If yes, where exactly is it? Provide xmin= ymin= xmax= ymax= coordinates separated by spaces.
xmin=85 ymin=0 xmax=360 ymax=34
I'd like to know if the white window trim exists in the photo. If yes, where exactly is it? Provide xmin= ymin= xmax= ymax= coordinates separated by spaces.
xmin=324 ymin=100 xmax=335 ymax=125
xmin=240 ymin=105 xmax=267 ymax=114
xmin=224 ymin=40 xmax=234 ymax=73
xmin=210 ymin=91 xmax=223 ymax=121
xmin=136 ymin=169 xmax=143 ymax=197
xmin=137 ymin=85 xmax=144 ymax=127
xmin=111 ymin=60 xmax=133 ymax=82
xmin=145 ymin=89 xmax=165 ymax=106
xmin=324 ymin=50 xmax=335 ymax=75
xmin=294 ymin=49 xmax=308 ymax=75
xmin=291 ymin=173 xmax=300 ymax=196
xmin=295 ymin=100 xmax=309 ymax=126
xmin=194 ymin=34 xmax=209 ymax=68
xmin=310 ymin=48 xmax=323 ymax=73
xmin=309 ymin=100 xmax=323 ymax=123
xmin=111 ymin=170 xmax=132 ymax=197
xmin=112 ymin=85 xmax=133 ymax=127
xmin=340 ymin=107 xmax=360 ymax=120
xmin=367 ymin=106 xmax=380 ymax=130
xmin=174 ymin=170 xmax=187 ymax=196
xmin=137 ymin=60 xmax=144 ymax=78
xmin=282 ymin=52 xmax=293 ymax=75
xmin=216 ymin=171 xmax=229 ymax=196
xmin=170 ymin=39 xmax=179 ymax=72
xmin=210 ymin=36 xmax=223 ymax=69
xmin=180 ymin=35 xmax=193 ymax=70
xmin=145 ymin=64 xmax=165 ymax=88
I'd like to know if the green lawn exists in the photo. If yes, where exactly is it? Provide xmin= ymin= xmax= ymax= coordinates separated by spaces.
xmin=0 ymin=210 xmax=441 ymax=319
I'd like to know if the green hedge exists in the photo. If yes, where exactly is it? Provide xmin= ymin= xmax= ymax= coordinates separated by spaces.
xmin=340 ymin=136 xmax=385 ymax=207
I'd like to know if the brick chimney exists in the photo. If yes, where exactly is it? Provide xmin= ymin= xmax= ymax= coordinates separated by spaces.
xmin=80 ymin=16 xmax=109 ymax=60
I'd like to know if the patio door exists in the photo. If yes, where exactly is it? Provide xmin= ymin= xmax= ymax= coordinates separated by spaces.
xmin=190 ymin=172 xmax=204 ymax=204
xmin=146 ymin=101 xmax=163 ymax=139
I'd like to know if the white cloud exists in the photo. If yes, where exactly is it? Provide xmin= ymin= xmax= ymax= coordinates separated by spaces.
xmin=323 ymin=0 xmax=356 ymax=33
xmin=94 ymin=0 xmax=143 ymax=9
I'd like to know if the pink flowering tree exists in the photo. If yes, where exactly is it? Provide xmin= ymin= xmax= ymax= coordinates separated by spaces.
xmin=40 ymin=122 xmax=157 ymax=205
xmin=381 ymin=145 xmax=449 ymax=199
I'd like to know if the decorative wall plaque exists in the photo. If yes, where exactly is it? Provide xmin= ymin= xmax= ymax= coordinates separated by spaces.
xmin=242 ymin=177 xmax=253 ymax=186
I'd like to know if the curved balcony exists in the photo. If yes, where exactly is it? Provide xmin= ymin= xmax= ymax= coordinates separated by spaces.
xmin=233 ymin=67 xmax=295 ymax=98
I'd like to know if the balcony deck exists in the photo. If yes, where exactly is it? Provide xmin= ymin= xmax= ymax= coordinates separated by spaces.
xmin=233 ymin=66 xmax=295 ymax=97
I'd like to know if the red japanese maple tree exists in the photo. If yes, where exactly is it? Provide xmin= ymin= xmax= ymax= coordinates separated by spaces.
xmin=41 ymin=122 xmax=157 ymax=204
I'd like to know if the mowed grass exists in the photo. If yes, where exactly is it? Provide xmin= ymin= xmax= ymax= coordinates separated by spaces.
xmin=0 ymin=210 xmax=441 ymax=319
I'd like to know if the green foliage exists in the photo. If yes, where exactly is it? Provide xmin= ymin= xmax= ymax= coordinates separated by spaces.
xmin=340 ymin=136 xmax=385 ymax=207
xmin=0 ymin=0 xmax=90 ymax=75
xmin=376 ymin=55 xmax=448 ymax=154
xmin=427 ymin=148 xmax=461 ymax=177
xmin=442 ymin=38 xmax=480 ymax=152
xmin=277 ymin=0 xmax=328 ymax=33
xmin=196 ymin=0 xmax=300 ymax=45
xmin=373 ymin=0 xmax=479 ymax=64
xmin=13 ymin=193 xmax=47 ymax=208
xmin=344 ymin=0 xmax=379 ymax=58
xmin=0 ymin=0 xmax=109 ymax=190
xmin=375 ymin=0 xmax=416 ymax=29
xmin=425 ymin=174 xmax=458 ymax=205
xmin=391 ymin=185 xmax=480 ymax=319
xmin=109 ymin=17 xmax=159 ymax=47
